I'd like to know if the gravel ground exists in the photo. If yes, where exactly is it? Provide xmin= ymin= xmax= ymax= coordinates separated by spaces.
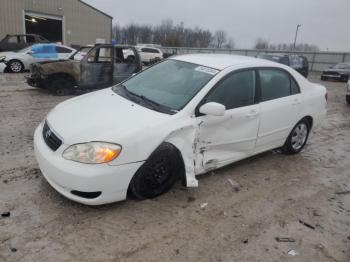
xmin=0 ymin=72 xmax=349 ymax=262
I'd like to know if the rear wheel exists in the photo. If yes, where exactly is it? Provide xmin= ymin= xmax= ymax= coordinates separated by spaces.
xmin=129 ymin=143 xmax=183 ymax=199
xmin=282 ymin=119 xmax=310 ymax=154
xmin=8 ymin=60 xmax=24 ymax=73
xmin=49 ymin=77 xmax=74 ymax=96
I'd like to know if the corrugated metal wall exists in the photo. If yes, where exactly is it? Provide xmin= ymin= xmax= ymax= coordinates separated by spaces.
xmin=0 ymin=0 xmax=112 ymax=46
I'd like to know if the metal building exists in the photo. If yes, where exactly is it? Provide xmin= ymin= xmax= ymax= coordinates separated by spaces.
xmin=0 ymin=0 xmax=112 ymax=46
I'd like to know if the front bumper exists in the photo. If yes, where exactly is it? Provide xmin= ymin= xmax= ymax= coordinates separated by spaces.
xmin=34 ymin=123 xmax=144 ymax=205
xmin=321 ymin=74 xmax=341 ymax=79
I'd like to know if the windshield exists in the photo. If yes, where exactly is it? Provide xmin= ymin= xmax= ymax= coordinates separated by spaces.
xmin=70 ymin=46 xmax=93 ymax=60
xmin=333 ymin=63 xmax=350 ymax=69
xmin=113 ymin=60 xmax=218 ymax=112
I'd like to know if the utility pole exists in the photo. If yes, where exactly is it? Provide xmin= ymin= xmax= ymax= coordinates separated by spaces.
xmin=293 ymin=24 xmax=301 ymax=50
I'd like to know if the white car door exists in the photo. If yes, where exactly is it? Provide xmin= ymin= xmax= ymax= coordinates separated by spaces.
xmin=195 ymin=69 xmax=260 ymax=173
xmin=254 ymin=68 xmax=302 ymax=153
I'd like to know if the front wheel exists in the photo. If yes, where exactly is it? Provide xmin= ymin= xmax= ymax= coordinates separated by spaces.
xmin=49 ymin=77 xmax=74 ymax=96
xmin=8 ymin=60 xmax=24 ymax=73
xmin=282 ymin=119 xmax=310 ymax=154
xmin=340 ymin=75 xmax=349 ymax=82
xmin=129 ymin=143 xmax=183 ymax=199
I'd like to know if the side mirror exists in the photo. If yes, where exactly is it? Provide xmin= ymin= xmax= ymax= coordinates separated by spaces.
xmin=199 ymin=102 xmax=225 ymax=116
xmin=27 ymin=51 xmax=34 ymax=55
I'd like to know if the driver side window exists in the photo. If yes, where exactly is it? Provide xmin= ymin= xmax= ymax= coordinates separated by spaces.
xmin=204 ymin=70 xmax=256 ymax=110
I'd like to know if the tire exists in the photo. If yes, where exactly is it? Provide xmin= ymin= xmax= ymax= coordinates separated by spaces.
xmin=49 ymin=77 xmax=74 ymax=96
xmin=346 ymin=95 xmax=350 ymax=104
xmin=129 ymin=143 xmax=183 ymax=199
xmin=321 ymin=76 xmax=326 ymax=81
xmin=282 ymin=119 xmax=310 ymax=154
xmin=8 ymin=60 xmax=24 ymax=73
xmin=340 ymin=75 xmax=349 ymax=83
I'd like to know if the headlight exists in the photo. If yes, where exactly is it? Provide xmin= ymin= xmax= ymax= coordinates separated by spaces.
xmin=63 ymin=142 xmax=122 ymax=164
xmin=0 ymin=56 xmax=6 ymax=61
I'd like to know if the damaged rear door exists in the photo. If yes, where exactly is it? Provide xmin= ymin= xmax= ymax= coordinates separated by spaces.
xmin=195 ymin=69 xmax=260 ymax=172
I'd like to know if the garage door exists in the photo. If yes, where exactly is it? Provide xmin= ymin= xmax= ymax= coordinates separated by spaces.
xmin=24 ymin=12 xmax=63 ymax=43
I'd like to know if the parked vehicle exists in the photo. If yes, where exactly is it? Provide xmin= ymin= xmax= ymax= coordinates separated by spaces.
xmin=346 ymin=80 xmax=350 ymax=104
xmin=136 ymin=46 xmax=163 ymax=64
xmin=0 ymin=43 xmax=76 ymax=73
xmin=34 ymin=54 xmax=327 ymax=205
xmin=27 ymin=44 xmax=141 ymax=95
xmin=0 ymin=34 xmax=49 ymax=52
xmin=257 ymin=54 xmax=309 ymax=77
xmin=321 ymin=63 xmax=350 ymax=82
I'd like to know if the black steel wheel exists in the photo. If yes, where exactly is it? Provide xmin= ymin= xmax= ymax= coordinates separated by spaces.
xmin=129 ymin=143 xmax=183 ymax=199
xmin=49 ymin=77 xmax=74 ymax=96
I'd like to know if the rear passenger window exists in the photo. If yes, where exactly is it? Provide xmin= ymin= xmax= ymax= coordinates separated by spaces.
xmin=291 ymin=77 xmax=300 ymax=95
xmin=26 ymin=36 xmax=36 ymax=43
xmin=56 ymin=46 xmax=72 ymax=53
xmin=204 ymin=70 xmax=255 ymax=110
xmin=7 ymin=36 xmax=19 ymax=44
xmin=259 ymin=69 xmax=292 ymax=102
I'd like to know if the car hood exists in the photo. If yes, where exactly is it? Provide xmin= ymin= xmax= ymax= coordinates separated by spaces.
xmin=323 ymin=68 xmax=350 ymax=73
xmin=0 ymin=51 xmax=16 ymax=58
xmin=46 ymin=88 xmax=171 ymax=144
xmin=37 ymin=59 xmax=70 ymax=65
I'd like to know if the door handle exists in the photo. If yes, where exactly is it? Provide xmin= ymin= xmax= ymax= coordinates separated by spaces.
xmin=246 ymin=110 xmax=259 ymax=118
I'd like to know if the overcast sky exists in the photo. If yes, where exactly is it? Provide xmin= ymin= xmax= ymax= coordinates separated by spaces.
xmin=84 ymin=0 xmax=350 ymax=51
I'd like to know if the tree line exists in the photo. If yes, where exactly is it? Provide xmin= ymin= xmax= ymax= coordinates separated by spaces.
xmin=113 ymin=19 xmax=235 ymax=49
xmin=253 ymin=37 xmax=320 ymax=51
xmin=113 ymin=20 xmax=320 ymax=51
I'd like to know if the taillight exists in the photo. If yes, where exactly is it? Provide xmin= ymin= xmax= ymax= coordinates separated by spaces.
xmin=325 ymin=92 xmax=328 ymax=102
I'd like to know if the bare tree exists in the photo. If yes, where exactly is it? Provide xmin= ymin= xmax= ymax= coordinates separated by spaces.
xmin=213 ymin=30 xmax=227 ymax=48
xmin=254 ymin=38 xmax=269 ymax=49
xmin=112 ymin=20 xmax=234 ymax=49
xmin=223 ymin=38 xmax=235 ymax=49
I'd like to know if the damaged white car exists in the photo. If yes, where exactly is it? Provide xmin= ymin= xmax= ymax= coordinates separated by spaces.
xmin=34 ymin=54 xmax=327 ymax=205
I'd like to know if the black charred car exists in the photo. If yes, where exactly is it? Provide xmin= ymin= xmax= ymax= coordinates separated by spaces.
xmin=27 ymin=44 xmax=142 ymax=95
xmin=257 ymin=54 xmax=309 ymax=78
xmin=0 ymin=34 xmax=49 ymax=52
xmin=321 ymin=63 xmax=350 ymax=82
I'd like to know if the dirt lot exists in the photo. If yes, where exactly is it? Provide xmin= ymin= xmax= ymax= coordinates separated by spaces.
xmin=0 ymin=72 xmax=349 ymax=262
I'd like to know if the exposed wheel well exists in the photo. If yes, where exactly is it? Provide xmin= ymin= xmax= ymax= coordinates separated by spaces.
xmin=129 ymin=142 xmax=186 ymax=192
xmin=48 ymin=73 xmax=76 ymax=86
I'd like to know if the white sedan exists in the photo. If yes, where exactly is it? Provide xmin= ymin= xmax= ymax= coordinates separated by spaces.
xmin=136 ymin=46 xmax=163 ymax=64
xmin=0 ymin=44 xmax=76 ymax=73
xmin=34 ymin=54 xmax=327 ymax=205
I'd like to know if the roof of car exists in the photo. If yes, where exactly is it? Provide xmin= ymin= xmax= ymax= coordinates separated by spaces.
xmin=171 ymin=54 xmax=277 ymax=70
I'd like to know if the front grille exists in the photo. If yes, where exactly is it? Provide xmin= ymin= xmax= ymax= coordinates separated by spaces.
xmin=323 ymin=71 xmax=339 ymax=76
xmin=42 ymin=121 xmax=62 ymax=151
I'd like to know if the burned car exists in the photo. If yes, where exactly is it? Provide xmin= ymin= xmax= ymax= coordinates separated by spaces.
xmin=27 ymin=44 xmax=142 ymax=95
